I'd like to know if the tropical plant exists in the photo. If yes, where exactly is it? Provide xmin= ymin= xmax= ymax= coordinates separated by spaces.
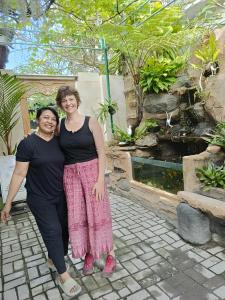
xmin=97 ymin=98 xmax=118 ymax=123
xmin=140 ymin=56 xmax=185 ymax=94
xmin=196 ymin=163 xmax=225 ymax=190
xmin=114 ymin=119 xmax=158 ymax=143
xmin=114 ymin=126 xmax=134 ymax=144
xmin=134 ymin=119 xmax=159 ymax=140
xmin=194 ymin=33 xmax=220 ymax=65
xmin=204 ymin=122 xmax=225 ymax=149
xmin=0 ymin=72 xmax=26 ymax=155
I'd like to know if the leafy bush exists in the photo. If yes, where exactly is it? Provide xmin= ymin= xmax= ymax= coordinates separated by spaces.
xmin=140 ymin=56 xmax=185 ymax=93
xmin=194 ymin=33 xmax=220 ymax=65
xmin=134 ymin=119 xmax=159 ymax=140
xmin=114 ymin=119 xmax=158 ymax=143
xmin=196 ymin=163 xmax=225 ymax=190
xmin=204 ymin=122 xmax=225 ymax=149
xmin=114 ymin=126 xmax=134 ymax=143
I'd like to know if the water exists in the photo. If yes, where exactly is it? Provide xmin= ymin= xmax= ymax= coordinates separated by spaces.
xmin=132 ymin=157 xmax=184 ymax=194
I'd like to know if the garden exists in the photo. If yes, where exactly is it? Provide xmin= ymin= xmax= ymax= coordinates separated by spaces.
xmin=1 ymin=0 xmax=225 ymax=206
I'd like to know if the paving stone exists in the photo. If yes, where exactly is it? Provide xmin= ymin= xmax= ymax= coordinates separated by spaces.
xmin=2 ymin=263 xmax=13 ymax=275
xmin=194 ymin=264 xmax=215 ymax=279
xmin=102 ymin=291 xmax=120 ymax=300
xmin=4 ymin=288 xmax=17 ymax=300
xmin=126 ymin=289 xmax=150 ymax=300
xmin=4 ymin=277 xmax=26 ymax=291
xmin=213 ymin=285 xmax=225 ymax=298
xmin=30 ymin=274 xmax=52 ymax=288
xmin=203 ymin=275 xmax=225 ymax=289
xmin=28 ymin=267 xmax=39 ymax=280
xmin=122 ymin=261 xmax=139 ymax=274
xmin=130 ymin=258 xmax=148 ymax=270
xmin=27 ymin=258 xmax=46 ymax=268
xmin=108 ymin=268 xmax=130 ymax=282
xmin=82 ymin=276 xmax=98 ymax=291
xmin=210 ymin=261 xmax=225 ymax=274
xmin=201 ymin=257 xmax=221 ymax=268
xmin=14 ymin=259 xmax=24 ymax=271
xmin=46 ymin=288 xmax=62 ymax=300
xmin=91 ymin=285 xmax=113 ymax=299
xmin=78 ymin=294 xmax=92 ymax=300
xmin=148 ymin=285 xmax=170 ymax=300
xmin=122 ymin=276 xmax=141 ymax=293
xmin=33 ymin=294 xmax=47 ymax=300
xmin=118 ymin=287 xmax=130 ymax=298
xmin=207 ymin=246 xmax=224 ymax=255
xmin=17 ymin=284 xmax=30 ymax=300
xmin=4 ymin=270 xmax=25 ymax=282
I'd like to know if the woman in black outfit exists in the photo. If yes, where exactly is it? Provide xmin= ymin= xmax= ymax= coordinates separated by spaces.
xmin=1 ymin=107 xmax=81 ymax=297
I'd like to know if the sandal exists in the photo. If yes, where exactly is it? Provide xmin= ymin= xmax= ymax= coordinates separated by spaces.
xmin=83 ymin=253 xmax=95 ymax=275
xmin=102 ymin=255 xmax=116 ymax=278
xmin=56 ymin=276 xmax=81 ymax=297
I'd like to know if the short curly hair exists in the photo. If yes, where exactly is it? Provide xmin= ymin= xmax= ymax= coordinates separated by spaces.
xmin=55 ymin=86 xmax=81 ymax=108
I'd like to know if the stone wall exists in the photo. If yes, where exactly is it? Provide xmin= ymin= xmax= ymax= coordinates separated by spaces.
xmin=106 ymin=146 xmax=179 ymax=225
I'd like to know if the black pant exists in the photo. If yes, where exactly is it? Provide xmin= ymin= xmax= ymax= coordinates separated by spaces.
xmin=27 ymin=193 xmax=69 ymax=274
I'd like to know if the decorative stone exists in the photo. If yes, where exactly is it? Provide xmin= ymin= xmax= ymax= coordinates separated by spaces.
xmin=116 ymin=179 xmax=131 ymax=191
xmin=176 ymin=202 xmax=211 ymax=245
xmin=178 ymin=191 xmax=225 ymax=219
xmin=133 ymin=149 xmax=151 ymax=158
xmin=142 ymin=108 xmax=180 ymax=121
xmin=198 ymin=187 xmax=225 ymax=201
xmin=143 ymin=93 xmax=179 ymax=114
xmin=135 ymin=134 xmax=158 ymax=148
xmin=206 ymin=145 xmax=221 ymax=154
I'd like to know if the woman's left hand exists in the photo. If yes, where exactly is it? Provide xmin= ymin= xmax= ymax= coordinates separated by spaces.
xmin=92 ymin=179 xmax=105 ymax=201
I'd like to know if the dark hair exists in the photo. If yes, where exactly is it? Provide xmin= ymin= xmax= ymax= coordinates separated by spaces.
xmin=36 ymin=107 xmax=59 ymax=125
xmin=55 ymin=85 xmax=81 ymax=107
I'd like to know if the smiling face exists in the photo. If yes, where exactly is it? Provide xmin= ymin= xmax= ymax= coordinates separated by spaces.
xmin=60 ymin=94 xmax=78 ymax=114
xmin=37 ymin=110 xmax=57 ymax=134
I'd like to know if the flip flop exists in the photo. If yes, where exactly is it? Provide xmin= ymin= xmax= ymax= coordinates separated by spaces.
xmin=56 ymin=276 xmax=81 ymax=297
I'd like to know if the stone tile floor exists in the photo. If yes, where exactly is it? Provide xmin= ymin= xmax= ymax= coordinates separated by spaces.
xmin=1 ymin=193 xmax=225 ymax=300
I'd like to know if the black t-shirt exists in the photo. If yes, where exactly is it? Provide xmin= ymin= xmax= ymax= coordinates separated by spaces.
xmin=16 ymin=133 xmax=65 ymax=200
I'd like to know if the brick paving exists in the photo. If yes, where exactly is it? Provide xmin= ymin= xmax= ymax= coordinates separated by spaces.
xmin=1 ymin=193 xmax=225 ymax=300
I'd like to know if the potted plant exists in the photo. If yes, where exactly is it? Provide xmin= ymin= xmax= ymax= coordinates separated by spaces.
xmin=196 ymin=163 xmax=225 ymax=201
xmin=0 ymin=72 xmax=27 ymax=203
xmin=97 ymin=98 xmax=118 ymax=123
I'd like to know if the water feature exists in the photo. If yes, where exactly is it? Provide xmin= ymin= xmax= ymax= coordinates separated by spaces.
xmin=132 ymin=157 xmax=183 ymax=194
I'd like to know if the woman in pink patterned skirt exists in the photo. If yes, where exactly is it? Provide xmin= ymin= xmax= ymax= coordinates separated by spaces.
xmin=56 ymin=86 xmax=116 ymax=277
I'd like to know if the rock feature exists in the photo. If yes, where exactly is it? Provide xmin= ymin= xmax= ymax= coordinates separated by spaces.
xmin=177 ymin=202 xmax=211 ymax=244
xmin=135 ymin=133 xmax=158 ymax=148
xmin=143 ymin=93 xmax=179 ymax=114
xmin=116 ymin=178 xmax=131 ymax=191
xmin=178 ymin=191 xmax=225 ymax=219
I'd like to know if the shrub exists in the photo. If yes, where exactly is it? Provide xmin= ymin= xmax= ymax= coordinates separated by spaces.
xmin=204 ymin=122 xmax=225 ymax=149
xmin=196 ymin=163 xmax=225 ymax=190
xmin=140 ymin=56 xmax=185 ymax=93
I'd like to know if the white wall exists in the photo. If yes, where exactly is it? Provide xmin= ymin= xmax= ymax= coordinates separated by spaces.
xmin=77 ymin=72 xmax=127 ymax=141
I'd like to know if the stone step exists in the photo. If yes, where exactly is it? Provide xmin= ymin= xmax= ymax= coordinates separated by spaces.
xmin=177 ymin=191 xmax=225 ymax=219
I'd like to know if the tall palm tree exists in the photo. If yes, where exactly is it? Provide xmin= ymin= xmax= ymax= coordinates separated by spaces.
xmin=0 ymin=72 xmax=26 ymax=155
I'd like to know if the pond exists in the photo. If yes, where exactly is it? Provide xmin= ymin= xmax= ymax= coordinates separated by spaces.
xmin=131 ymin=157 xmax=183 ymax=194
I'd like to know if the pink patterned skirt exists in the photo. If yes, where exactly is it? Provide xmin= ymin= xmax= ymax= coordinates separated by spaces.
xmin=63 ymin=158 xmax=113 ymax=259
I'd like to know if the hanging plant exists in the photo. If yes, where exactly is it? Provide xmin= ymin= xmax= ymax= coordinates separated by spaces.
xmin=97 ymin=98 xmax=118 ymax=123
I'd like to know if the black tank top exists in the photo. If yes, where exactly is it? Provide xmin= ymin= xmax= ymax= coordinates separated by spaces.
xmin=59 ymin=116 xmax=98 ymax=165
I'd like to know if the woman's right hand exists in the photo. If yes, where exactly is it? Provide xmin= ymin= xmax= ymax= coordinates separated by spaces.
xmin=1 ymin=202 xmax=12 ymax=223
